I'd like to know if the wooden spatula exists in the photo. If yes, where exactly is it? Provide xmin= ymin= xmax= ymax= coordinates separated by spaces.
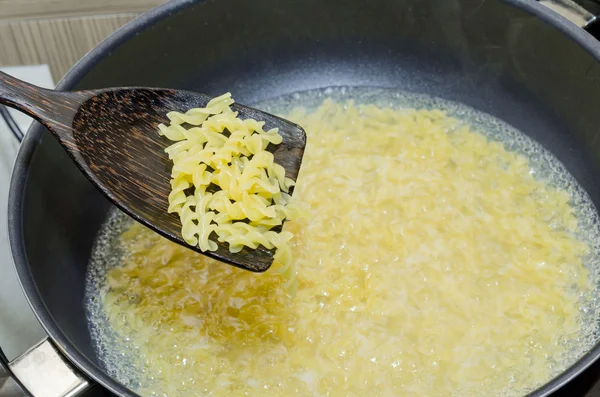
xmin=0 ymin=71 xmax=306 ymax=272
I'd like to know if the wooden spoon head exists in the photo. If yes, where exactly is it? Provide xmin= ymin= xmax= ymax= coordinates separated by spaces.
xmin=71 ymin=88 xmax=306 ymax=272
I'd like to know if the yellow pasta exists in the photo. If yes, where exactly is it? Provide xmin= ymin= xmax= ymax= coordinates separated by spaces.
xmin=98 ymin=96 xmax=596 ymax=397
xmin=159 ymin=93 xmax=303 ymax=288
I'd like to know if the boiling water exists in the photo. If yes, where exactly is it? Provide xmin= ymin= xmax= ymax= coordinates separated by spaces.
xmin=85 ymin=86 xmax=600 ymax=395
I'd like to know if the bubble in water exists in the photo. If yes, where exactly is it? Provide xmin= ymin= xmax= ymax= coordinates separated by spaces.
xmin=85 ymin=86 xmax=600 ymax=397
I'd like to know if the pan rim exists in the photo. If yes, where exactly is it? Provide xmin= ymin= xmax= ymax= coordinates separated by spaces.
xmin=7 ymin=0 xmax=600 ymax=396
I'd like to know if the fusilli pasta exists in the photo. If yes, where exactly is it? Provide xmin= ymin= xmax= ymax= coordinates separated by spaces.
xmin=159 ymin=93 xmax=302 ymax=293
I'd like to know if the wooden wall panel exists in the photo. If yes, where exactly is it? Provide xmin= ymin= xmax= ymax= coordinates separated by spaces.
xmin=0 ymin=16 xmax=137 ymax=79
xmin=0 ymin=0 xmax=163 ymax=20
xmin=0 ymin=0 xmax=165 ymax=80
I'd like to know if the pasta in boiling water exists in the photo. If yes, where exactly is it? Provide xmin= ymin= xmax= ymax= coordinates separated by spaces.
xmin=90 ymin=91 xmax=599 ymax=397
xmin=159 ymin=93 xmax=303 ymax=291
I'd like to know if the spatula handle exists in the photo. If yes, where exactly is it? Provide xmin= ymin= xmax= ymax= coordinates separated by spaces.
xmin=0 ymin=71 xmax=77 ymax=136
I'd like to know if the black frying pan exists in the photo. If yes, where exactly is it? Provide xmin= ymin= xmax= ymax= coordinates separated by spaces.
xmin=5 ymin=0 xmax=600 ymax=395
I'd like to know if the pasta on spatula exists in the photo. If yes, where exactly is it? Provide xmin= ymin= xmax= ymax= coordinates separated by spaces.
xmin=158 ymin=93 xmax=303 ymax=293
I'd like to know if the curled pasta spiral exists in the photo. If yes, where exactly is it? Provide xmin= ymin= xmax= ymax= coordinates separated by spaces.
xmin=159 ymin=92 xmax=305 ymax=295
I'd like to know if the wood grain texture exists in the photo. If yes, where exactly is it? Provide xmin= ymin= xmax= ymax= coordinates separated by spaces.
xmin=0 ymin=70 xmax=306 ymax=271
xmin=0 ymin=15 xmax=139 ymax=80
xmin=0 ymin=0 xmax=165 ymax=20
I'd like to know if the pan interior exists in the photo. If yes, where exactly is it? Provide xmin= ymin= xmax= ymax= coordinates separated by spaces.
xmin=85 ymin=86 xmax=600 ymax=396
